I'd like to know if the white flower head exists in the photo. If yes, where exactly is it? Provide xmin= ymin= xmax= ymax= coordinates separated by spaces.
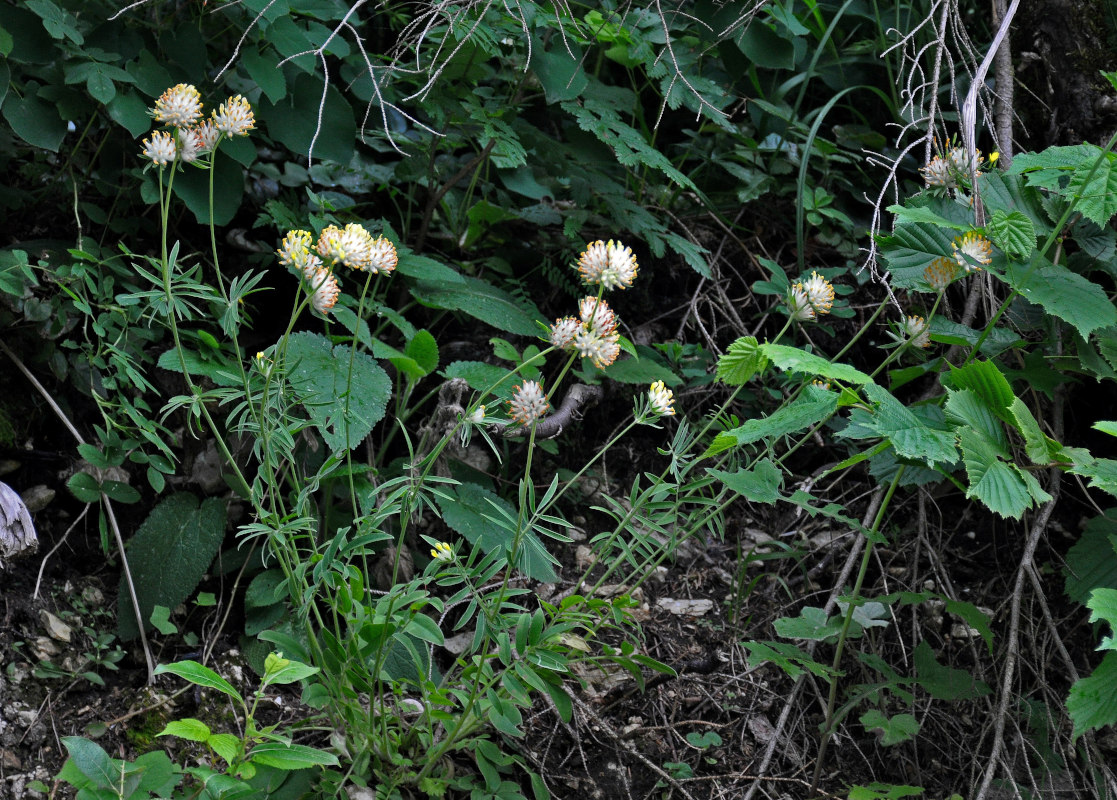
xmin=367 ymin=236 xmax=398 ymax=274
xmin=648 ymin=380 xmax=675 ymax=416
xmin=799 ymin=271 xmax=835 ymax=314
xmin=308 ymin=268 xmax=340 ymax=315
xmin=548 ymin=317 xmax=580 ymax=349
xmin=952 ymin=231 xmax=993 ymax=272
xmin=787 ymin=285 xmax=815 ymax=322
xmin=153 ymin=83 xmax=202 ymax=127
xmin=466 ymin=405 xmax=485 ymax=424
xmin=578 ymin=296 xmax=617 ymax=336
xmin=176 ymin=128 xmax=200 ymax=163
xmin=924 ymin=257 xmax=958 ymax=292
xmin=278 ymin=230 xmax=315 ymax=270
xmin=141 ymin=131 xmax=177 ymax=166
xmin=577 ymin=239 xmax=638 ymax=290
xmin=317 ymin=223 xmax=375 ymax=271
xmin=573 ymin=328 xmax=620 ymax=369
xmin=902 ymin=314 xmax=931 ymax=348
xmin=508 ymin=380 xmax=549 ymax=426
xmin=212 ymin=95 xmax=255 ymax=136
xmin=193 ymin=119 xmax=220 ymax=153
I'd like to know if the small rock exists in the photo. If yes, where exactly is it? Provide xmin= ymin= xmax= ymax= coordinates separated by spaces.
xmin=1 ymin=748 xmax=21 ymax=769
xmin=21 ymin=485 xmax=54 ymax=514
xmin=30 ymin=637 xmax=61 ymax=660
xmin=649 ymin=566 xmax=669 ymax=583
xmin=656 ymin=598 xmax=714 ymax=616
xmin=81 ymin=586 xmax=104 ymax=605
xmin=40 ymin=610 xmax=72 ymax=642
xmin=575 ymin=545 xmax=596 ymax=570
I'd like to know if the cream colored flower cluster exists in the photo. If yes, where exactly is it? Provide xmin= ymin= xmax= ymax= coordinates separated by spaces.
xmin=920 ymin=146 xmax=985 ymax=189
xmin=140 ymin=84 xmax=255 ymax=167
xmin=546 ymin=239 xmax=639 ymax=373
xmin=276 ymin=224 xmax=397 ymax=316
xmin=786 ymin=271 xmax=835 ymax=323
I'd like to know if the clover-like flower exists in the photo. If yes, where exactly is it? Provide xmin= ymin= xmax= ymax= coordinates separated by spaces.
xmin=799 ymin=271 xmax=835 ymax=314
xmin=212 ymin=95 xmax=255 ymax=136
xmin=141 ymin=131 xmax=177 ymax=166
xmin=577 ymin=240 xmax=638 ymax=291
xmin=952 ymin=231 xmax=993 ymax=272
xmin=924 ymin=257 xmax=958 ymax=292
xmin=648 ymin=380 xmax=675 ymax=416
xmin=192 ymin=120 xmax=220 ymax=153
xmin=920 ymin=154 xmax=957 ymax=188
xmin=812 ymin=379 xmax=832 ymax=391
xmin=317 ymin=223 xmax=375 ymax=271
xmin=579 ymin=296 xmax=618 ymax=335
xmin=465 ymin=405 xmax=485 ymax=424
xmin=367 ymin=236 xmax=398 ymax=274
xmin=278 ymin=230 xmax=316 ymax=270
xmin=920 ymin=146 xmax=983 ymax=189
xmin=508 ymin=380 xmax=549 ymax=426
xmin=787 ymin=285 xmax=815 ymax=322
xmin=176 ymin=128 xmax=200 ymax=164
xmin=902 ymin=314 xmax=931 ymax=348
xmin=550 ymin=316 xmax=582 ymax=349
xmin=308 ymin=268 xmax=340 ymax=315
xmin=430 ymin=541 xmax=454 ymax=562
xmin=153 ymin=83 xmax=203 ymax=127
xmin=573 ymin=328 xmax=620 ymax=369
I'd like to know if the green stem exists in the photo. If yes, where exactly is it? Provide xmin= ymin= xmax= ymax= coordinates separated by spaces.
xmin=809 ymin=466 xmax=904 ymax=795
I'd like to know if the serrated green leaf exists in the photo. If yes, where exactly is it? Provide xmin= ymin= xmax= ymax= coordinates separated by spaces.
xmin=117 ymin=493 xmax=226 ymax=640
xmin=1067 ymin=651 xmax=1117 ymax=738
xmin=158 ymin=718 xmax=211 ymax=742
xmin=1001 ymin=254 xmax=1117 ymax=339
xmin=958 ymin=427 xmax=1049 ymax=519
xmin=1087 ymin=588 xmax=1117 ymax=650
xmin=759 ymin=344 xmax=873 ymax=384
xmin=947 ymin=360 xmax=1014 ymax=416
xmin=1010 ymin=398 xmax=1056 ymax=464
xmin=708 ymin=458 xmax=782 ymax=503
xmin=704 ymin=393 xmax=837 ymax=458
xmin=945 ymin=389 xmax=1007 ymax=450
xmin=842 ymin=384 xmax=957 ymax=467
xmin=1064 ymin=513 xmax=1117 ymax=605
xmin=988 ymin=209 xmax=1035 ymax=258
xmin=285 ymin=332 xmax=391 ymax=452
xmin=716 ymin=336 xmax=768 ymax=385
xmin=876 ymin=222 xmax=958 ymax=289
xmin=207 ymin=733 xmax=240 ymax=765
xmin=1067 ymin=150 xmax=1117 ymax=227
xmin=860 ymin=710 xmax=920 ymax=746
